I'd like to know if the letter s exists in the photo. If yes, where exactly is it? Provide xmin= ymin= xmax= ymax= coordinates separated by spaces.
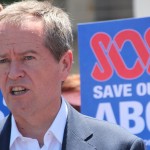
xmin=90 ymin=33 xmax=113 ymax=81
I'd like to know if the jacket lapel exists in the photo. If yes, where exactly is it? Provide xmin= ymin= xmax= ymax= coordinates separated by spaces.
xmin=62 ymin=102 xmax=96 ymax=150
xmin=0 ymin=114 xmax=11 ymax=150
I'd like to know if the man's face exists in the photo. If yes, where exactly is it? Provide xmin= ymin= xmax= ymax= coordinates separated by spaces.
xmin=0 ymin=20 xmax=72 ymax=118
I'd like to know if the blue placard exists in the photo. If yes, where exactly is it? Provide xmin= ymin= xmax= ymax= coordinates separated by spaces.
xmin=0 ymin=91 xmax=9 ymax=121
xmin=78 ymin=17 xmax=150 ymax=149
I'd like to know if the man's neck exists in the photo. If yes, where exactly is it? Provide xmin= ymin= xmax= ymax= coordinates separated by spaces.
xmin=12 ymin=100 xmax=61 ymax=145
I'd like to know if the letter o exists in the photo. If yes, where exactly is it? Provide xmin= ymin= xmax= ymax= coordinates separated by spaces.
xmin=136 ymin=83 xmax=147 ymax=96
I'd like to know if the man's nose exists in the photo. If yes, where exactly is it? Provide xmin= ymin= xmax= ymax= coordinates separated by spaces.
xmin=8 ymin=61 xmax=25 ymax=80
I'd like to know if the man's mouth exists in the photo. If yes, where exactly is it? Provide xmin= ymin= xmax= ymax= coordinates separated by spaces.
xmin=11 ymin=87 xmax=29 ymax=96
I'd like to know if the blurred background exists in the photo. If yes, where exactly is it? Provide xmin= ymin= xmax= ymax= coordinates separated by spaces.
xmin=1 ymin=0 xmax=150 ymax=74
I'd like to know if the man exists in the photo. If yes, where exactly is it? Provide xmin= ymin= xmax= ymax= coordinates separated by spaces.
xmin=0 ymin=1 xmax=146 ymax=150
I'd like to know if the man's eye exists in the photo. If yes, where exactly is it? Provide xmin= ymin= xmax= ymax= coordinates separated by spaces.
xmin=24 ymin=56 xmax=35 ymax=60
xmin=0 ymin=58 xmax=10 ymax=64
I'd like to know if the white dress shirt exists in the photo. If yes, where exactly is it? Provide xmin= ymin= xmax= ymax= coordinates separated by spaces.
xmin=10 ymin=98 xmax=68 ymax=150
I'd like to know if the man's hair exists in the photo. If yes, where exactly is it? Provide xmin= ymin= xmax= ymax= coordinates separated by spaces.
xmin=0 ymin=0 xmax=73 ymax=61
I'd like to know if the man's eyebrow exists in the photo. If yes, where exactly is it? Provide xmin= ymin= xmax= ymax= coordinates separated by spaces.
xmin=17 ymin=50 xmax=38 ymax=56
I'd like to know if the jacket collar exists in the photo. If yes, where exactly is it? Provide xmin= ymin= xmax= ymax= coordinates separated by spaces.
xmin=62 ymin=101 xmax=96 ymax=150
xmin=0 ymin=114 xmax=11 ymax=150
xmin=0 ymin=102 xmax=96 ymax=150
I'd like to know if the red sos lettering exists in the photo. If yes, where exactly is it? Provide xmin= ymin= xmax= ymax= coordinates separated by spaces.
xmin=90 ymin=29 xmax=150 ymax=81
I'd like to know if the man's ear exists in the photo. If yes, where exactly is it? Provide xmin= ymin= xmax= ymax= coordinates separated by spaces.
xmin=59 ymin=50 xmax=73 ymax=81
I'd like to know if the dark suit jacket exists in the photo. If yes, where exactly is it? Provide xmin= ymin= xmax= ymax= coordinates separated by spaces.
xmin=0 ymin=102 xmax=146 ymax=150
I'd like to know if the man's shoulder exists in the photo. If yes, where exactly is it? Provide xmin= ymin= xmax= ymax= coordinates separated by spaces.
xmin=79 ymin=113 xmax=145 ymax=148
xmin=66 ymin=102 xmax=145 ymax=149
xmin=81 ymin=113 xmax=137 ymax=139
xmin=68 ymin=102 xmax=138 ymax=141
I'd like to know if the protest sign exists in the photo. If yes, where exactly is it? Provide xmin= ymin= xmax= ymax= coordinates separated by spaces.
xmin=78 ymin=17 xmax=150 ymax=149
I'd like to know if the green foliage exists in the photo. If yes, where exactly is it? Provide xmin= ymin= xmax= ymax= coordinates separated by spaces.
xmin=1 ymin=0 xmax=20 ymax=4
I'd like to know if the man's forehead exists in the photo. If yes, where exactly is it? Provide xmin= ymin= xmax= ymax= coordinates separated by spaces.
xmin=0 ymin=20 xmax=44 ymax=37
xmin=0 ymin=21 xmax=45 ymax=51
xmin=0 ymin=16 xmax=43 ymax=28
